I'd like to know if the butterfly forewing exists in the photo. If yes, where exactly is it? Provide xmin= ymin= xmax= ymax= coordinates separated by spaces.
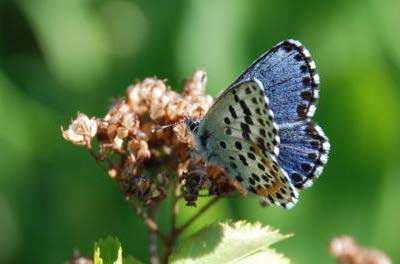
xmin=196 ymin=80 xmax=299 ymax=208
xmin=232 ymin=39 xmax=320 ymax=124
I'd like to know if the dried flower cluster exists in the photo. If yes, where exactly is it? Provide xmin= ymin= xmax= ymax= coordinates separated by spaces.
xmin=329 ymin=236 xmax=392 ymax=264
xmin=62 ymin=70 xmax=239 ymax=206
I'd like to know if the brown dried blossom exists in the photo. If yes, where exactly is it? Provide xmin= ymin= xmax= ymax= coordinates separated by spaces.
xmin=65 ymin=251 xmax=93 ymax=264
xmin=329 ymin=236 xmax=392 ymax=264
xmin=62 ymin=70 xmax=237 ymax=206
xmin=62 ymin=113 xmax=98 ymax=148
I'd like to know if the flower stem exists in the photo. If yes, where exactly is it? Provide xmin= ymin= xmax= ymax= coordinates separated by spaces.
xmin=127 ymin=200 xmax=167 ymax=243
xmin=162 ymin=195 xmax=221 ymax=263
xmin=148 ymin=205 xmax=160 ymax=264
xmin=176 ymin=196 xmax=220 ymax=235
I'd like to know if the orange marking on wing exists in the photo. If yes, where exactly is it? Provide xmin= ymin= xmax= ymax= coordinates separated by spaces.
xmin=251 ymin=143 xmax=285 ymax=197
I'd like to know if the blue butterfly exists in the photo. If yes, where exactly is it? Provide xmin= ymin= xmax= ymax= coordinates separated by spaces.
xmin=186 ymin=40 xmax=330 ymax=208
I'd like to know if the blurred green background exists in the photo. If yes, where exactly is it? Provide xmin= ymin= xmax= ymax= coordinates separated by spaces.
xmin=1 ymin=0 xmax=400 ymax=263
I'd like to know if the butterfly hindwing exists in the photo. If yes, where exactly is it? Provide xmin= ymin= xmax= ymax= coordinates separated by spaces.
xmin=232 ymin=39 xmax=320 ymax=124
xmin=196 ymin=80 xmax=299 ymax=208
xmin=278 ymin=121 xmax=330 ymax=189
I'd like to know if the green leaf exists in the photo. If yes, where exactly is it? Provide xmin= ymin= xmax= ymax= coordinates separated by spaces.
xmin=170 ymin=221 xmax=292 ymax=264
xmin=93 ymin=237 xmax=143 ymax=264
xmin=234 ymin=249 xmax=291 ymax=264
xmin=94 ymin=237 xmax=122 ymax=264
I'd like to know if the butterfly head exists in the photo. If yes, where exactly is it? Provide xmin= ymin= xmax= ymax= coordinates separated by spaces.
xmin=185 ymin=118 xmax=201 ymax=134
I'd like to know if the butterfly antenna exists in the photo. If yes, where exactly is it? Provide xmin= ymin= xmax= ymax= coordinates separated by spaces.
xmin=151 ymin=118 xmax=188 ymax=133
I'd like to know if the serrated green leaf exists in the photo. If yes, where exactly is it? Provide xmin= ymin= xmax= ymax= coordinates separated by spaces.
xmin=170 ymin=221 xmax=291 ymax=264
xmin=94 ymin=237 xmax=123 ymax=264
xmin=235 ymin=249 xmax=291 ymax=264
xmin=94 ymin=247 xmax=103 ymax=264
xmin=93 ymin=237 xmax=144 ymax=264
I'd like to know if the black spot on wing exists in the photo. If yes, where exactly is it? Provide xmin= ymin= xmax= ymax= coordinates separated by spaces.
xmin=244 ymin=116 xmax=253 ymax=125
xmin=238 ymin=154 xmax=248 ymax=166
xmin=229 ymin=105 xmax=238 ymax=119
xmin=240 ymin=122 xmax=251 ymax=140
xmin=239 ymin=100 xmax=252 ymax=115
xmin=247 ymin=152 xmax=256 ymax=160
xmin=232 ymin=141 xmax=241 ymax=150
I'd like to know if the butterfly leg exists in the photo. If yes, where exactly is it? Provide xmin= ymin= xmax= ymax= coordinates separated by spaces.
xmin=185 ymin=150 xmax=210 ymax=205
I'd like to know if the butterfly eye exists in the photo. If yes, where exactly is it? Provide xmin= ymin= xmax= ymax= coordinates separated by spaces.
xmin=187 ymin=120 xmax=200 ymax=133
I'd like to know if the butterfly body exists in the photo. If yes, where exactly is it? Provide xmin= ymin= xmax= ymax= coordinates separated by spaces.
xmin=187 ymin=40 xmax=330 ymax=208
